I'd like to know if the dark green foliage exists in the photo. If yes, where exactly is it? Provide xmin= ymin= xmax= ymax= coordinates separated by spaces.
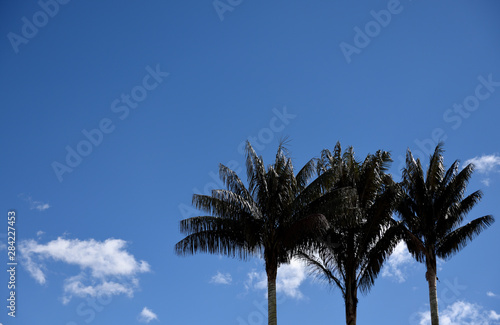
xmin=398 ymin=143 xmax=494 ymax=266
xmin=299 ymin=143 xmax=401 ymax=325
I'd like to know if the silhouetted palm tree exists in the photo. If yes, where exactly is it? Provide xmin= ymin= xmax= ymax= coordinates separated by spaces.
xmin=398 ymin=144 xmax=495 ymax=325
xmin=175 ymin=141 xmax=328 ymax=325
xmin=300 ymin=143 xmax=401 ymax=325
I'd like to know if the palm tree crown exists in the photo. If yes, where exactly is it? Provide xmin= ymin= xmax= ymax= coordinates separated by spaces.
xmin=398 ymin=143 xmax=495 ymax=325
xmin=300 ymin=143 xmax=401 ymax=325
xmin=175 ymin=141 xmax=328 ymax=325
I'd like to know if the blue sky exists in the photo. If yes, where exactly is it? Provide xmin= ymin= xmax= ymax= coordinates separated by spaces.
xmin=1 ymin=0 xmax=500 ymax=324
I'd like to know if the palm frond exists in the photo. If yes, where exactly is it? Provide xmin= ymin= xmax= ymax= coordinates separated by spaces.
xmin=356 ymin=188 xmax=398 ymax=259
xmin=245 ymin=141 xmax=268 ymax=201
xmin=358 ymin=223 xmax=402 ymax=293
xmin=401 ymin=224 xmax=426 ymax=263
xmin=297 ymin=251 xmax=345 ymax=295
xmin=436 ymin=215 xmax=495 ymax=259
xmin=280 ymin=213 xmax=329 ymax=253
xmin=436 ymin=190 xmax=483 ymax=238
xmin=425 ymin=142 xmax=445 ymax=192
xmin=192 ymin=193 xmax=249 ymax=219
xmin=436 ymin=163 xmax=474 ymax=220
xmin=175 ymin=229 xmax=254 ymax=259
xmin=218 ymin=164 xmax=253 ymax=202
xmin=180 ymin=216 xmax=238 ymax=234
xmin=296 ymin=158 xmax=316 ymax=191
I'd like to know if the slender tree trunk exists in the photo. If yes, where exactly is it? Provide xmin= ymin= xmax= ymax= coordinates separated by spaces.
xmin=426 ymin=268 xmax=439 ymax=325
xmin=345 ymin=296 xmax=357 ymax=325
xmin=344 ymin=280 xmax=357 ymax=325
xmin=267 ymin=270 xmax=277 ymax=325
xmin=426 ymin=253 xmax=439 ymax=325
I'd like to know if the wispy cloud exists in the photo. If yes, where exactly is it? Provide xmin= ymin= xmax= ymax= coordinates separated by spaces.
xmin=415 ymin=300 xmax=500 ymax=325
xmin=138 ymin=307 xmax=158 ymax=323
xmin=381 ymin=242 xmax=415 ymax=283
xmin=491 ymin=311 xmax=500 ymax=321
xmin=63 ymin=274 xmax=135 ymax=298
xmin=19 ymin=237 xmax=150 ymax=303
xmin=19 ymin=194 xmax=50 ymax=211
xmin=464 ymin=154 xmax=500 ymax=186
xmin=34 ymin=203 xmax=50 ymax=211
xmin=245 ymin=258 xmax=307 ymax=299
xmin=245 ymin=270 xmax=267 ymax=292
xmin=487 ymin=291 xmax=497 ymax=297
xmin=210 ymin=272 xmax=232 ymax=285
xmin=465 ymin=154 xmax=500 ymax=173
xmin=23 ymin=252 xmax=47 ymax=284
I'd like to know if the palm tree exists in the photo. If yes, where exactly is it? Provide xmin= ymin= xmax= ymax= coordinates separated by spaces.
xmin=175 ymin=141 xmax=328 ymax=325
xmin=299 ymin=143 xmax=401 ymax=325
xmin=398 ymin=144 xmax=495 ymax=325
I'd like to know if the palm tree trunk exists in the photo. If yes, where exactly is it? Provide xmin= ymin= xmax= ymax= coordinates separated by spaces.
xmin=426 ymin=268 xmax=439 ymax=325
xmin=426 ymin=253 xmax=439 ymax=325
xmin=345 ymin=298 xmax=357 ymax=325
xmin=344 ymin=281 xmax=357 ymax=325
xmin=267 ymin=271 xmax=277 ymax=325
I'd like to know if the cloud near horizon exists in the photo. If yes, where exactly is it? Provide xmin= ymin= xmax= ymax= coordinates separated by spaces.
xmin=19 ymin=237 xmax=150 ymax=303
xmin=415 ymin=300 xmax=500 ymax=325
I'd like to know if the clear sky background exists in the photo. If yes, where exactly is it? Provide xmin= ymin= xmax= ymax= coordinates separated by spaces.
xmin=1 ymin=1 xmax=500 ymax=324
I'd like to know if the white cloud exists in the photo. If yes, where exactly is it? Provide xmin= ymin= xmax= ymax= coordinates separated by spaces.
xmin=245 ymin=270 xmax=267 ymax=291
xmin=20 ymin=237 xmax=150 ymax=278
xmin=19 ymin=194 xmax=51 ymax=211
xmin=490 ymin=311 xmax=500 ymax=321
xmin=276 ymin=259 xmax=307 ymax=299
xmin=245 ymin=258 xmax=307 ymax=299
xmin=415 ymin=300 xmax=500 ymax=325
xmin=138 ymin=307 xmax=158 ymax=323
xmin=465 ymin=154 xmax=500 ymax=174
xmin=210 ymin=272 xmax=232 ymax=285
xmin=487 ymin=292 xmax=497 ymax=297
xmin=382 ymin=241 xmax=415 ymax=283
xmin=63 ymin=274 xmax=134 ymax=298
xmin=0 ymin=242 xmax=6 ymax=251
xmin=464 ymin=154 xmax=500 ymax=186
xmin=36 ymin=231 xmax=45 ymax=237
xmin=481 ymin=178 xmax=491 ymax=187
xmin=19 ymin=237 xmax=150 ymax=303
xmin=35 ymin=203 xmax=50 ymax=211
xmin=23 ymin=252 xmax=47 ymax=284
